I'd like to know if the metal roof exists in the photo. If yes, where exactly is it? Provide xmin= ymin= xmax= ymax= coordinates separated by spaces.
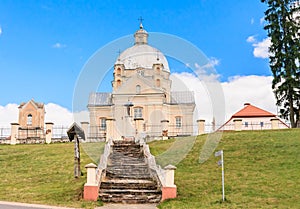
xmin=88 ymin=93 xmax=112 ymax=106
xmin=170 ymin=91 xmax=195 ymax=104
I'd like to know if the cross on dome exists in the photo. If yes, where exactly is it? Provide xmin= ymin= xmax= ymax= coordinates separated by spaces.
xmin=134 ymin=18 xmax=148 ymax=45
xmin=138 ymin=16 xmax=144 ymax=29
xmin=117 ymin=49 xmax=121 ymax=61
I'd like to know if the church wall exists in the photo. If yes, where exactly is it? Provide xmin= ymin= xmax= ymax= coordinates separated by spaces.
xmin=165 ymin=104 xmax=195 ymax=136
xmin=88 ymin=106 xmax=114 ymax=140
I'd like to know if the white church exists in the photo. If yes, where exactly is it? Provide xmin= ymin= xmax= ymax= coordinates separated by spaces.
xmin=87 ymin=24 xmax=196 ymax=141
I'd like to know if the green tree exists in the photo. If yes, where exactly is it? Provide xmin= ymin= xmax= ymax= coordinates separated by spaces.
xmin=261 ymin=0 xmax=300 ymax=128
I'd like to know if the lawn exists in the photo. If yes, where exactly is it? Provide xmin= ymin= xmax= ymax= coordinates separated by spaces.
xmin=0 ymin=142 xmax=104 ymax=208
xmin=0 ymin=129 xmax=299 ymax=209
xmin=149 ymin=129 xmax=300 ymax=209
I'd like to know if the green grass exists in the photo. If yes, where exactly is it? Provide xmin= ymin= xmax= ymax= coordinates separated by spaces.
xmin=149 ymin=129 xmax=300 ymax=209
xmin=0 ymin=129 xmax=299 ymax=208
xmin=0 ymin=142 xmax=103 ymax=208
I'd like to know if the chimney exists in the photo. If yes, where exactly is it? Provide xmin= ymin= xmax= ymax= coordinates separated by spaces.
xmin=244 ymin=103 xmax=250 ymax=107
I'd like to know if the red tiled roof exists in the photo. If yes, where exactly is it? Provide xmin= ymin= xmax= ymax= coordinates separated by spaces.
xmin=232 ymin=103 xmax=275 ymax=118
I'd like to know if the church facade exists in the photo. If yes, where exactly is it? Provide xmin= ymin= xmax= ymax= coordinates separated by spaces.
xmin=88 ymin=24 xmax=195 ymax=140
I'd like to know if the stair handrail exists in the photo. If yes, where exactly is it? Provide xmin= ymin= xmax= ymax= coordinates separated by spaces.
xmin=95 ymin=137 xmax=113 ymax=184
xmin=143 ymin=143 xmax=166 ymax=187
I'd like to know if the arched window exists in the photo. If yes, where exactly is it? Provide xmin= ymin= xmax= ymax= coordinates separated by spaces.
xmin=27 ymin=114 xmax=32 ymax=126
xmin=156 ymin=79 xmax=161 ymax=87
xmin=116 ymin=68 xmax=121 ymax=75
xmin=116 ymin=79 xmax=121 ymax=87
xmin=156 ymin=67 xmax=160 ymax=74
xmin=136 ymin=85 xmax=141 ymax=94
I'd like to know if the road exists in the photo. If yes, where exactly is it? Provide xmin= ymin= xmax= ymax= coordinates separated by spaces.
xmin=0 ymin=201 xmax=75 ymax=209
xmin=0 ymin=201 xmax=158 ymax=209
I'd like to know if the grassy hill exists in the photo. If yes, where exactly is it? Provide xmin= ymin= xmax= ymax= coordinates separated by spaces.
xmin=149 ymin=129 xmax=300 ymax=209
xmin=0 ymin=142 xmax=103 ymax=208
xmin=0 ymin=129 xmax=299 ymax=208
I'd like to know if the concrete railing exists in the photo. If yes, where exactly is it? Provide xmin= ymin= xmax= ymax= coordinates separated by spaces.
xmin=143 ymin=143 xmax=165 ymax=186
xmin=96 ymin=137 xmax=113 ymax=184
xmin=142 ymin=142 xmax=177 ymax=201
xmin=84 ymin=137 xmax=113 ymax=201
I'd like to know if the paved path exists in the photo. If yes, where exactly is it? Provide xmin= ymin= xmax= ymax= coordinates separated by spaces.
xmin=0 ymin=201 xmax=75 ymax=209
xmin=96 ymin=204 xmax=158 ymax=209
xmin=0 ymin=201 xmax=158 ymax=209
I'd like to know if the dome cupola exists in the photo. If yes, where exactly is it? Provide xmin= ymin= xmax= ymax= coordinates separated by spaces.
xmin=116 ymin=24 xmax=170 ymax=72
xmin=134 ymin=23 xmax=148 ymax=45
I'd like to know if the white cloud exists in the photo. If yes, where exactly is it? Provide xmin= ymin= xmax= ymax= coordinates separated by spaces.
xmin=247 ymin=36 xmax=271 ymax=59
xmin=197 ymin=57 xmax=220 ymax=70
xmin=222 ymin=75 xmax=276 ymax=118
xmin=171 ymin=73 xmax=277 ymax=125
xmin=0 ymin=103 xmax=88 ymax=127
xmin=0 ymin=104 xmax=19 ymax=126
xmin=260 ymin=17 xmax=265 ymax=25
xmin=246 ymin=35 xmax=256 ymax=43
xmin=0 ymin=26 xmax=2 ymax=36
xmin=193 ymin=58 xmax=221 ymax=82
xmin=52 ymin=42 xmax=66 ymax=48
xmin=251 ymin=18 xmax=255 ymax=25
xmin=253 ymin=37 xmax=271 ymax=58
xmin=44 ymin=103 xmax=89 ymax=126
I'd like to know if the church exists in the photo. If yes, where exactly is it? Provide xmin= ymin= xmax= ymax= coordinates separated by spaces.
xmin=87 ymin=24 xmax=195 ymax=141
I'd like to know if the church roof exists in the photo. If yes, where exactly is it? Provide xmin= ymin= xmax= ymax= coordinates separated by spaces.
xmin=18 ymin=99 xmax=44 ymax=109
xmin=117 ymin=24 xmax=170 ymax=72
xmin=119 ymin=45 xmax=169 ymax=71
xmin=170 ymin=91 xmax=195 ymax=104
xmin=88 ymin=93 xmax=112 ymax=106
xmin=232 ymin=103 xmax=275 ymax=118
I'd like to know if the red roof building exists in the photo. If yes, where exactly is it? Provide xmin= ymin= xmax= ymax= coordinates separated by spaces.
xmin=218 ymin=103 xmax=289 ymax=131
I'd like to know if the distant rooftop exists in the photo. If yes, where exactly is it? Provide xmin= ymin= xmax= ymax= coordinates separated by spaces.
xmin=232 ymin=103 xmax=275 ymax=118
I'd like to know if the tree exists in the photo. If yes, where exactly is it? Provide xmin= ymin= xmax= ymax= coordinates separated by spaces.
xmin=261 ymin=0 xmax=300 ymax=128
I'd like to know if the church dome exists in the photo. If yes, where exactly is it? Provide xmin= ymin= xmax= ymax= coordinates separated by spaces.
xmin=117 ymin=24 xmax=170 ymax=72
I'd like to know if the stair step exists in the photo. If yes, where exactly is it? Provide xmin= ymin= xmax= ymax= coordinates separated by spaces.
xmin=99 ymin=139 xmax=162 ymax=203
xmin=100 ymin=189 xmax=161 ymax=194
xmin=106 ymin=170 xmax=150 ymax=175
xmin=106 ymin=174 xmax=152 ymax=180
xmin=102 ymin=178 xmax=154 ymax=184
xmin=100 ymin=181 xmax=158 ymax=190
xmin=107 ymin=165 xmax=148 ymax=169
xmin=106 ymin=170 xmax=149 ymax=174
xmin=100 ymin=193 xmax=161 ymax=204
xmin=108 ymin=161 xmax=146 ymax=165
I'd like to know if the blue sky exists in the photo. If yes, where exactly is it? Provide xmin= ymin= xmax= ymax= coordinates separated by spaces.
xmin=0 ymin=0 xmax=270 ymax=112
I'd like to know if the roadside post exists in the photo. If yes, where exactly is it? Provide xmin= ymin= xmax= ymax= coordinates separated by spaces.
xmin=215 ymin=150 xmax=225 ymax=201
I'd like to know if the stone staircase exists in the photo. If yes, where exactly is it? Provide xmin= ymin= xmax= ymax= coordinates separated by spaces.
xmin=99 ymin=139 xmax=162 ymax=203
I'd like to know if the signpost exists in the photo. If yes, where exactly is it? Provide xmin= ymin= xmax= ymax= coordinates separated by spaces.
xmin=215 ymin=150 xmax=225 ymax=201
